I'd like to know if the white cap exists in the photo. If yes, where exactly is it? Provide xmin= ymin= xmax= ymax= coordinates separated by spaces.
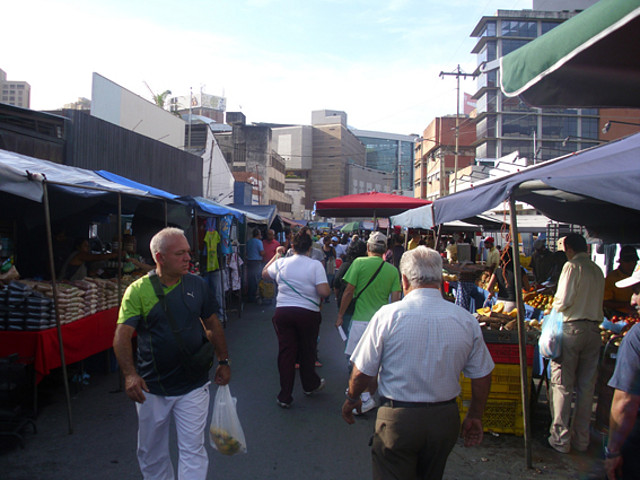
xmin=616 ymin=269 xmax=640 ymax=289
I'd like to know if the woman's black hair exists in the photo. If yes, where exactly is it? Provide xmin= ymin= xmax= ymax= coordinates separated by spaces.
xmin=344 ymin=239 xmax=367 ymax=263
xmin=293 ymin=227 xmax=313 ymax=254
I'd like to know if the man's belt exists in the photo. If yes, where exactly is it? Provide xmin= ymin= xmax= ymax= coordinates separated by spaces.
xmin=379 ymin=397 xmax=456 ymax=408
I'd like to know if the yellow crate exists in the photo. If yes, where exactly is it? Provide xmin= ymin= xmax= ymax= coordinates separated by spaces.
xmin=460 ymin=364 xmax=532 ymax=398
xmin=457 ymin=396 xmax=525 ymax=436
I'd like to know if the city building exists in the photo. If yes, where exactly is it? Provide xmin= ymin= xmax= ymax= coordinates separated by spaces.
xmin=349 ymin=128 xmax=416 ymax=195
xmin=214 ymin=112 xmax=292 ymax=213
xmin=272 ymin=110 xmax=391 ymax=219
xmin=169 ymin=92 xmax=226 ymax=123
xmin=470 ymin=2 xmax=601 ymax=163
xmin=0 ymin=68 xmax=31 ymax=109
xmin=414 ymin=115 xmax=476 ymax=201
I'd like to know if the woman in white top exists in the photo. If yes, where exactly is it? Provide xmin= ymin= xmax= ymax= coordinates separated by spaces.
xmin=262 ymin=227 xmax=330 ymax=408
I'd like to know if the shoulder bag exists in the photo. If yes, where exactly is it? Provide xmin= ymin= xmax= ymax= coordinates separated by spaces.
xmin=345 ymin=259 xmax=386 ymax=317
xmin=148 ymin=271 xmax=215 ymax=380
xmin=275 ymin=262 xmax=321 ymax=308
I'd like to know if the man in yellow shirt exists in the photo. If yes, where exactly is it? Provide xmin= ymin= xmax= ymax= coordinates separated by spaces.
xmin=484 ymin=237 xmax=500 ymax=272
xmin=407 ymin=231 xmax=422 ymax=251
xmin=604 ymin=245 xmax=639 ymax=316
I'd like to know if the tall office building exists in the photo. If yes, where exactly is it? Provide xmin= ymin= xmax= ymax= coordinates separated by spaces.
xmin=0 ymin=69 xmax=31 ymax=108
xmin=471 ymin=2 xmax=600 ymax=163
xmin=349 ymin=128 xmax=416 ymax=195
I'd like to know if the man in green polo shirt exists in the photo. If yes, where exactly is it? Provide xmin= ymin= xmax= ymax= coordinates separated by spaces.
xmin=113 ymin=227 xmax=230 ymax=480
xmin=337 ymin=231 xmax=401 ymax=413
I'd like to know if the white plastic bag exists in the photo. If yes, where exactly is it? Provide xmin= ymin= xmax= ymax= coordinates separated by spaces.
xmin=209 ymin=385 xmax=247 ymax=455
xmin=538 ymin=308 xmax=563 ymax=359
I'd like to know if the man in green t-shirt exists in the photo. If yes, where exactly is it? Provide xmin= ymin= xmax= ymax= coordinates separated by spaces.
xmin=113 ymin=227 xmax=230 ymax=480
xmin=337 ymin=231 xmax=401 ymax=413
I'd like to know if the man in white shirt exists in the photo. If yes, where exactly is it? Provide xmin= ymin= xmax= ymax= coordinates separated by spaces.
xmin=341 ymin=246 xmax=494 ymax=480
xmin=548 ymin=233 xmax=605 ymax=454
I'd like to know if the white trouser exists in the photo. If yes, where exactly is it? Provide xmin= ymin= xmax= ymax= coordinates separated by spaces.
xmin=136 ymin=383 xmax=210 ymax=480
xmin=345 ymin=320 xmax=369 ymax=356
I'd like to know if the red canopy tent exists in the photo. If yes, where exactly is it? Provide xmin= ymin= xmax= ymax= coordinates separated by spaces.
xmin=315 ymin=191 xmax=431 ymax=218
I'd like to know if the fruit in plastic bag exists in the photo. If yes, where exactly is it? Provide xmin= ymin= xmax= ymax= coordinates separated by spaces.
xmin=209 ymin=427 xmax=242 ymax=456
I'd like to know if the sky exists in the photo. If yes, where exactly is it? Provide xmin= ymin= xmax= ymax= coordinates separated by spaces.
xmin=2 ymin=0 xmax=533 ymax=135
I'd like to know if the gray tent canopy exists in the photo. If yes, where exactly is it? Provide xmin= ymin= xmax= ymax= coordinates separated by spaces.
xmin=433 ymin=133 xmax=640 ymax=243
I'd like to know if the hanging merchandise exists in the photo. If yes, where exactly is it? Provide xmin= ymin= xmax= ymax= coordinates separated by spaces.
xmin=219 ymin=214 xmax=234 ymax=255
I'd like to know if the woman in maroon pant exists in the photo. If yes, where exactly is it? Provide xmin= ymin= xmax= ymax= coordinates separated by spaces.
xmin=263 ymin=228 xmax=330 ymax=408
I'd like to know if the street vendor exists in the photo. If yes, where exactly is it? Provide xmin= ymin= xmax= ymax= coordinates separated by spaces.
xmin=485 ymin=248 xmax=530 ymax=312
xmin=484 ymin=237 xmax=500 ymax=272
xmin=604 ymin=245 xmax=639 ymax=316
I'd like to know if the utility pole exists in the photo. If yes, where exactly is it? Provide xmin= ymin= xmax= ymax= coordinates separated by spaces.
xmin=440 ymin=65 xmax=475 ymax=194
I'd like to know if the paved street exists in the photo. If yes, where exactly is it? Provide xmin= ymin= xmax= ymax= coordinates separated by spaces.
xmin=1 ymin=299 xmax=606 ymax=479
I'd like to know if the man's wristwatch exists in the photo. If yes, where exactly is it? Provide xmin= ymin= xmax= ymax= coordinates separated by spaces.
xmin=604 ymin=446 xmax=621 ymax=459
xmin=218 ymin=358 xmax=231 ymax=366
xmin=345 ymin=391 xmax=359 ymax=404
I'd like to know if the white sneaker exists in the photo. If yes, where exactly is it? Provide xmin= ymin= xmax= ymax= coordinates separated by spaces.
xmin=353 ymin=397 xmax=377 ymax=415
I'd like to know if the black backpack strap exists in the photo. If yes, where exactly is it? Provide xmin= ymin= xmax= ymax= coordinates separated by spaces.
xmin=148 ymin=271 xmax=193 ymax=367
xmin=354 ymin=259 xmax=386 ymax=301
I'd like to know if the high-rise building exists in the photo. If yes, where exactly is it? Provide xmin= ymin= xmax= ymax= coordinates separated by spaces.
xmin=471 ymin=4 xmax=601 ymax=163
xmin=349 ymin=128 xmax=416 ymax=195
xmin=0 ymin=68 xmax=31 ymax=109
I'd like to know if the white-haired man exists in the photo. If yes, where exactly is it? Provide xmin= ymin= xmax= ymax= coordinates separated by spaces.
xmin=113 ymin=227 xmax=230 ymax=479
xmin=342 ymin=246 xmax=493 ymax=480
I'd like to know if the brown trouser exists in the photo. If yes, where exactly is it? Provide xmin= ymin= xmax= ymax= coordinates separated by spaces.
xmin=372 ymin=401 xmax=460 ymax=480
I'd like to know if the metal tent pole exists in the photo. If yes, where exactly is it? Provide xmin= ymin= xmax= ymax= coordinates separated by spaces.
xmin=43 ymin=181 xmax=74 ymax=434
xmin=508 ymin=196 xmax=532 ymax=468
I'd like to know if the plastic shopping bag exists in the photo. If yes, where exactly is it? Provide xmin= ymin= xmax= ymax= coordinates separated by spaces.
xmin=538 ymin=308 xmax=563 ymax=359
xmin=209 ymin=385 xmax=247 ymax=455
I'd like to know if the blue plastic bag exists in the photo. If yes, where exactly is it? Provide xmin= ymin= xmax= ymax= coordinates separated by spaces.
xmin=538 ymin=309 xmax=563 ymax=359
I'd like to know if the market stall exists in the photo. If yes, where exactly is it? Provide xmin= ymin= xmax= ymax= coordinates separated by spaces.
xmin=0 ymin=149 xmax=188 ymax=432
xmin=431 ymin=133 xmax=640 ymax=466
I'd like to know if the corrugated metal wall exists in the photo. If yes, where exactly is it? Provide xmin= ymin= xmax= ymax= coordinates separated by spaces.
xmin=65 ymin=110 xmax=202 ymax=196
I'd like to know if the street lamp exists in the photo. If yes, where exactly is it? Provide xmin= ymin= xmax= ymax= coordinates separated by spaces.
xmin=561 ymin=136 xmax=606 ymax=147
xmin=602 ymin=120 xmax=640 ymax=134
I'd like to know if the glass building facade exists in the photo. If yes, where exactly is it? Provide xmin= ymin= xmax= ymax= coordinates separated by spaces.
xmin=350 ymin=130 xmax=415 ymax=193
xmin=471 ymin=10 xmax=601 ymax=162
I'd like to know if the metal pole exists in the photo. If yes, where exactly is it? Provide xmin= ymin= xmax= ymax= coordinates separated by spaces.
xmin=43 ymin=181 xmax=74 ymax=434
xmin=508 ymin=196 xmax=532 ymax=468
xmin=164 ymin=200 xmax=168 ymax=227
xmin=454 ymin=67 xmax=460 ymax=194
xmin=116 ymin=193 xmax=122 ymax=304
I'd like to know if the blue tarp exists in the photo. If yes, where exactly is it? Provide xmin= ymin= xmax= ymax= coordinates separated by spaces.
xmin=185 ymin=196 xmax=247 ymax=221
xmin=96 ymin=170 xmax=180 ymax=200
xmin=432 ymin=132 xmax=640 ymax=243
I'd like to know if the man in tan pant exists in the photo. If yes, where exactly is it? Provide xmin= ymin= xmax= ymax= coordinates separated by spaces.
xmin=548 ymin=233 xmax=604 ymax=454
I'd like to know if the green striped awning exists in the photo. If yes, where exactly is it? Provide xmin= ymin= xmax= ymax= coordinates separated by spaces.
xmin=500 ymin=0 xmax=640 ymax=107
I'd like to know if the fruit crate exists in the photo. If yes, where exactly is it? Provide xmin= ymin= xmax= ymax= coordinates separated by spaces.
xmin=487 ymin=343 xmax=534 ymax=366
xmin=460 ymin=363 xmax=533 ymax=398
xmin=457 ymin=396 xmax=524 ymax=436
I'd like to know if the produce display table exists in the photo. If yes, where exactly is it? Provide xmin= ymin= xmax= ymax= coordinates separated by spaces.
xmin=0 ymin=307 xmax=119 ymax=383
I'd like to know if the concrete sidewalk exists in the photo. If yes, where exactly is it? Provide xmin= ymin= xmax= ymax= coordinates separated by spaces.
xmin=1 ymin=299 xmax=606 ymax=479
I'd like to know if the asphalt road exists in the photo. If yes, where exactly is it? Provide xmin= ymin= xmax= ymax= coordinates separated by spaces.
xmin=1 ymin=298 xmax=607 ymax=479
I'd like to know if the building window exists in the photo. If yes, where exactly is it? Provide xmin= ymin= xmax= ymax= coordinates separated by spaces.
xmin=501 ymin=20 xmax=537 ymax=38
xmin=541 ymin=22 xmax=559 ymax=35
xmin=503 ymin=113 xmax=537 ymax=137
xmin=581 ymin=118 xmax=598 ymax=139
xmin=478 ymin=41 xmax=496 ymax=66
xmin=541 ymin=116 xmax=577 ymax=138
xmin=480 ymin=21 xmax=496 ymax=37
xmin=502 ymin=39 xmax=530 ymax=56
